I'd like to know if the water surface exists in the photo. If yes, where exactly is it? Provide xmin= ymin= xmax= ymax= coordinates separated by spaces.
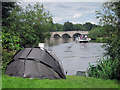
xmin=45 ymin=38 xmax=104 ymax=75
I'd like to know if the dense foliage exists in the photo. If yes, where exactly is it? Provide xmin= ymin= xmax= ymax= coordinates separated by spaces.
xmin=53 ymin=21 xmax=98 ymax=31
xmin=3 ymin=3 xmax=53 ymax=49
xmin=54 ymin=23 xmax=63 ymax=31
xmin=88 ymin=57 xmax=119 ymax=79
xmin=63 ymin=21 xmax=74 ymax=31
xmin=2 ymin=2 xmax=17 ymax=26
xmin=73 ymin=24 xmax=86 ymax=31
xmin=88 ymin=27 xmax=108 ymax=43
xmin=88 ymin=27 xmax=104 ymax=40
xmin=2 ymin=3 xmax=53 ymax=49
xmin=88 ymin=1 xmax=120 ymax=80
xmin=83 ymin=22 xmax=98 ymax=31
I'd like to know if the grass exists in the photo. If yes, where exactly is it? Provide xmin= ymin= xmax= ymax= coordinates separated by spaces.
xmin=0 ymin=75 xmax=2 ymax=89
xmin=2 ymin=75 xmax=119 ymax=88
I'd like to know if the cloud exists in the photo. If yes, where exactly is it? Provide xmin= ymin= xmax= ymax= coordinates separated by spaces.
xmin=71 ymin=20 xmax=98 ymax=25
xmin=86 ymin=21 xmax=98 ymax=24
xmin=71 ymin=21 xmax=83 ymax=24
xmin=53 ymin=17 xmax=63 ymax=23
xmin=90 ymin=21 xmax=97 ymax=24
xmin=73 ymin=13 xmax=82 ymax=18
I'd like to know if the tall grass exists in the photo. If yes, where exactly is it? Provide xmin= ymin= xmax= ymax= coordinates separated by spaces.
xmin=88 ymin=57 xmax=119 ymax=80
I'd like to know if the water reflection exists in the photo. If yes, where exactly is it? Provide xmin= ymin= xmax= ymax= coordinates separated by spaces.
xmin=45 ymin=38 xmax=104 ymax=75
xmin=45 ymin=38 xmax=74 ymax=47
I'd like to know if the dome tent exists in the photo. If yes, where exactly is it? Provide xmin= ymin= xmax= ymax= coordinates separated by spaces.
xmin=5 ymin=47 xmax=66 ymax=79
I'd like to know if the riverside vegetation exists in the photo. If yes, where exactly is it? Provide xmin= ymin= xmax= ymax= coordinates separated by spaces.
xmin=87 ymin=2 xmax=120 ymax=80
xmin=1 ymin=1 xmax=120 ymax=88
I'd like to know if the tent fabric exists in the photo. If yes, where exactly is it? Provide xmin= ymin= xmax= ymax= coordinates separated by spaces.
xmin=5 ymin=47 xmax=66 ymax=79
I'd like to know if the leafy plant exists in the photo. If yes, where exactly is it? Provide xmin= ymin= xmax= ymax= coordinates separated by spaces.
xmin=2 ymin=49 xmax=15 ymax=73
xmin=2 ymin=28 xmax=21 ymax=51
xmin=88 ymin=57 xmax=119 ymax=80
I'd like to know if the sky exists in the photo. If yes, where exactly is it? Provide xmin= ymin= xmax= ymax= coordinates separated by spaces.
xmin=43 ymin=2 xmax=103 ymax=25
xmin=19 ymin=1 xmax=105 ymax=25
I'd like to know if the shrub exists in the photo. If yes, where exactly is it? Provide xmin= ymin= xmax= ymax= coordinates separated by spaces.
xmin=88 ymin=57 xmax=119 ymax=80
xmin=2 ymin=49 xmax=15 ymax=73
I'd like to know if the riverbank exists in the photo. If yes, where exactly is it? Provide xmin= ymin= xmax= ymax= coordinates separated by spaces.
xmin=90 ymin=37 xmax=108 ymax=43
xmin=2 ymin=75 xmax=118 ymax=88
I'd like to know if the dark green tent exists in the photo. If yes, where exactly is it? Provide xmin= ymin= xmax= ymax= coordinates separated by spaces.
xmin=5 ymin=47 xmax=66 ymax=79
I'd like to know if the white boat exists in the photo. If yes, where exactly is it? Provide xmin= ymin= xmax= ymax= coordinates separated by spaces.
xmin=76 ymin=37 xmax=91 ymax=43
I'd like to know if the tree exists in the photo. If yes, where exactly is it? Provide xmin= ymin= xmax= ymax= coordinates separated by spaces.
xmin=2 ymin=2 xmax=17 ymax=26
xmin=73 ymin=24 xmax=85 ymax=31
xmin=2 ymin=3 xmax=54 ymax=50
xmin=88 ymin=1 xmax=120 ymax=80
xmin=96 ymin=2 xmax=120 ymax=60
xmin=88 ymin=27 xmax=105 ymax=40
xmin=83 ymin=22 xmax=98 ymax=31
xmin=63 ymin=21 xmax=74 ymax=31
xmin=54 ymin=23 xmax=63 ymax=31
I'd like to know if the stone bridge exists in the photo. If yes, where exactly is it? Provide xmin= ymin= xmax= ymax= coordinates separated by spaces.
xmin=51 ymin=31 xmax=89 ymax=38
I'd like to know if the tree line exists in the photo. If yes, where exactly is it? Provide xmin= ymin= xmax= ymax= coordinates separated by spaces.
xmin=53 ymin=21 xmax=98 ymax=31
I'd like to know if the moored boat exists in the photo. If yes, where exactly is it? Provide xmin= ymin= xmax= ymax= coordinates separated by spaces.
xmin=75 ymin=35 xmax=91 ymax=43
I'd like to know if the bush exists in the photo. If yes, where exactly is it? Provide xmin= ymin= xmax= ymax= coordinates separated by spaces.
xmin=96 ymin=37 xmax=108 ymax=43
xmin=2 ymin=49 xmax=15 ymax=73
xmin=88 ymin=27 xmax=105 ymax=40
xmin=2 ymin=30 xmax=21 ymax=51
xmin=88 ymin=57 xmax=119 ymax=80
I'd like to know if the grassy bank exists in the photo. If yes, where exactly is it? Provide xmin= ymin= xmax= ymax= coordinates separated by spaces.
xmin=2 ymin=75 xmax=119 ymax=88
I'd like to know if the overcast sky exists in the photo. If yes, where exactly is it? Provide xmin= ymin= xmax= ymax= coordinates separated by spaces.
xmin=19 ymin=1 xmax=105 ymax=25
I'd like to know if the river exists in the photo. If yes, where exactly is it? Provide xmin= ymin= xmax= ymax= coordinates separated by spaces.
xmin=45 ymin=38 xmax=104 ymax=75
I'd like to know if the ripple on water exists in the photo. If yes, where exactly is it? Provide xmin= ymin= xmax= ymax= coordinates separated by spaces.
xmin=80 ymin=57 xmax=86 ymax=58
xmin=64 ymin=56 xmax=76 ymax=58
xmin=64 ymin=51 xmax=72 ymax=52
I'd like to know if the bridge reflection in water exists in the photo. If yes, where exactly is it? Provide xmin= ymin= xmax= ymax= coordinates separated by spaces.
xmin=45 ymin=38 xmax=74 ymax=47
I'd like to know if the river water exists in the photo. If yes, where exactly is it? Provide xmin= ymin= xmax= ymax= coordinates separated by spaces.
xmin=45 ymin=38 xmax=104 ymax=75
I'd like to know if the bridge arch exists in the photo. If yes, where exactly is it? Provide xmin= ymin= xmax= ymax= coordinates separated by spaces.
xmin=62 ymin=33 xmax=71 ymax=38
xmin=73 ymin=33 xmax=81 ymax=38
xmin=53 ymin=34 xmax=60 ymax=38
